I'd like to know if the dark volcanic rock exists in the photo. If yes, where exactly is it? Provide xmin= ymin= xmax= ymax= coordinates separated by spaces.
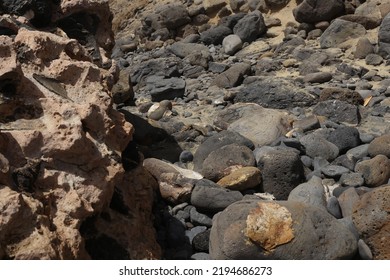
xmin=130 ymin=57 xmax=182 ymax=86
xmin=355 ymin=155 xmax=390 ymax=188
xmin=200 ymin=25 xmax=232 ymax=45
xmin=190 ymin=180 xmax=243 ymax=213
xmin=1 ymin=0 xmax=52 ymax=27
xmin=193 ymin=130 xmax=254 ymax=172
xmin=233 ymin=11 xmax=267 ymax=43
xmin=327 ymin=126 xmax=361 ymax=154
xmin=288 ymin=176 xmax=326 ymax=209
xmin=300 ymin=134 xmax=339 ymax=161
xmin=319 ymin=19 xmax=366 ymax=49
xmin=202 ymin=144 xmax=256 ymax=181
xmin=213 ymin=63 xmax=251 ymax=88
xmin=256 ymin=147 xmax=305 ymax=200
xmin=319 ymin=87 xmax=364 ymax=106
xmin=210 ymin=200 xmax=358 ymax=259
xmin=192 ymin=229 xmax=210 ymax=252
xmin=145 ymin=76 xmax=186 ymax=102
xmin=234 ymin=78 xmax=316 ymax=109
xmin=293 ymin=0 xmax=345 ymax=23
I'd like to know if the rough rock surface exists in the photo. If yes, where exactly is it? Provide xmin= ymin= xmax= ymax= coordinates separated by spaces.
xmin=352 ymin=186 xmax=390 ymax=259
xmin=210 ymin=200 xmax=358 ymax=259
xmin=0 ymin=1 xmax=160 ymax=260
xmin=4 ymin=0 xmax=390 ymax=261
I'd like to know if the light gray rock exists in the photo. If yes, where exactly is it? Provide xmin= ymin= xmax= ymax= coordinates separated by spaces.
xmin=358 ymin=239 xmax=373 ymax=260
xmin=288 ymin=176 xmax=327 ymax=209
xmin=327 ymin=196 xmax=342 ymax=219
xmin=214 ymin=103 xmax=290 ymax=146
xmin=303 ymin=72 xmax=332 ymax=83
xmin=222 ymin=34 xmax=243 ymax=55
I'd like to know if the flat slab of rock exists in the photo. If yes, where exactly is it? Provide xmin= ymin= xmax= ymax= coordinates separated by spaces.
xmin=169 ymin=42 xmax=209 ymax=58
xmin=313 ymin=100 xmax=361 ymax=125
xmin=191 ymin=179 xmax=243 ymax=213
xmin=214 ymin=103 xmax=291 ymax=146
xmin=145 ymin=76 xmax=186 ymax=102
xmin=217 ymin=166 xmax=262 ymax=191
xmin=234 ymin=78 xmax=316 ymax=109
xmin=210 ymin=200 xmax=358 ymax=259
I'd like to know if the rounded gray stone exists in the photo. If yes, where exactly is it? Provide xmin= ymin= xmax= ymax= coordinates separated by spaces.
xmin=222 ymin=34 xmax=243 ymax=55
xmin=190 ymin=180 xmax=243 ymax=213
xmin=300 ymin=134 xmax=339 ymax=161
xmin=321 ymin=165 xmax=350 ymax=178
xmin=327 ymin=196 xmax=342 ymax=219
xmin=288 ymin=176 xmax=326 ymax=209
xmin=358 ymin=239 xmax=373 ymax=260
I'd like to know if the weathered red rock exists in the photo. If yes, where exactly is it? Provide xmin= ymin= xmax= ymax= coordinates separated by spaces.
xmin=352 ymin=186 xmax=390 ymax=259
xmin=0 ymin=2 xmax=163 ymax=259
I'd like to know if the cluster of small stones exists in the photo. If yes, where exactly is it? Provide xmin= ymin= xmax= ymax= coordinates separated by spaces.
xmin=109 ymin=0 xmax=390 ymax=260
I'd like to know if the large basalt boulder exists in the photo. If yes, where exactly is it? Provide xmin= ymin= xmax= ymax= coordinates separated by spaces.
xmin=210 ymin=200 xmax=358 ymax=259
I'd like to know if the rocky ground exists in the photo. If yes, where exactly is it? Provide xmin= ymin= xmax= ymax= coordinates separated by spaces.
xmin=1 ymin=0 xmax=390 ymax=260
xmin=110 ymin=0 xmax=390 ymax=260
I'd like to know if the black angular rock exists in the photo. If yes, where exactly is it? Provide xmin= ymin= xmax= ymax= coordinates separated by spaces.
xmin=200 ymin=25 xmax=232 ymax=45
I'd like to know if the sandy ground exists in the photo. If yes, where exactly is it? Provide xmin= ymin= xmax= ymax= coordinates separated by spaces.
xmin=109 ymin=0 xmax=299 ymax=41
